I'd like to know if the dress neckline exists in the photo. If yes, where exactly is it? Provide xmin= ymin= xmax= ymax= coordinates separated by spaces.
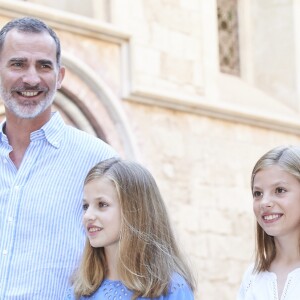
xmin=266 ymin=267 xmax=300 ymax=277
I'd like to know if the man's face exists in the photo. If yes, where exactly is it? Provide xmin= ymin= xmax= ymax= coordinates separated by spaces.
xmin=0 ymin=29 xmax=65 ymax=119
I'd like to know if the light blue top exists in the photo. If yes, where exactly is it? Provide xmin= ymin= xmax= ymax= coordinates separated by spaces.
xmin=0 ymin=112 xmax=117 ymax=300
xmin=66 ymin=273 xmax=194 ymax=299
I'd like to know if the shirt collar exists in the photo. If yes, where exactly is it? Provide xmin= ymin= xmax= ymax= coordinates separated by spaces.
xmin=0 ymin=111 xmax=65 ymax=148
xmin=0 ymin=119 xmax=8 ymax=144
xmin=38 ymin=111 xmax=65 ymax=148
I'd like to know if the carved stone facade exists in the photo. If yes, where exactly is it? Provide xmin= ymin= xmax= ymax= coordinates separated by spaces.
xmin=1 ymin=1 xmax=300 ymax=299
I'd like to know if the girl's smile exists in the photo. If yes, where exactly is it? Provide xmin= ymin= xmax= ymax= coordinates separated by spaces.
xmin=261 ymin=213 xmax=283 ymax=223
xmin=87 ymin=225 xmax=103 ymax=238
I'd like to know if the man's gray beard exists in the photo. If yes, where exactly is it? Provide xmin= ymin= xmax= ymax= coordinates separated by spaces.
xmin=0 ymin=88 xmax=56 ymax=119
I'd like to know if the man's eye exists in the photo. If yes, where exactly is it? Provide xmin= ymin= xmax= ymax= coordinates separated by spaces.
xmin=11 ymin=62 xmax=23 ymax=68
xmin=41 ymin=64 xmax=51 ymax=69
xmin=82 ymin=204 xmax=88 ymax=211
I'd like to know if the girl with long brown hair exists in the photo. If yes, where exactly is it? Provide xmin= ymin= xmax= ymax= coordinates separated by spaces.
xmin=238 ymin=145 xmax=300 ymax=299
xmin=67 ymin=157 xmax=195 ymax=300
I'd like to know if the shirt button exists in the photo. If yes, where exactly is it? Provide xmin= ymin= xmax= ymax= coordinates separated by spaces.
xmin=15 ymin=186 xmax=19 ymax=190
xmin=3 ymin=158 xmax=7 ymax=164
xmin=7 ymin=217 xmax=13 ymax=223
xmin=3 ymin=249 xmax=8 ymax=255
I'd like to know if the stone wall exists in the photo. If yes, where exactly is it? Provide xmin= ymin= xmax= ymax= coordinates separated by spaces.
xmin=124 ymin=101 xmax=300 ymax=299
xmin=1 ymin=1 xmax=300 ymax=299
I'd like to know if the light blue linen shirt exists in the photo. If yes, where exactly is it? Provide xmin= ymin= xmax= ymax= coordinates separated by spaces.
xmin=66 ymin=273 xmax=194 ymax=300
xmin=0 ymin=112 xmax=117 ymax=300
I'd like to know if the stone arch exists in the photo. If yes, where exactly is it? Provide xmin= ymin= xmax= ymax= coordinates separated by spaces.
xmin=61 ymin=52 xmax=139 ymax=159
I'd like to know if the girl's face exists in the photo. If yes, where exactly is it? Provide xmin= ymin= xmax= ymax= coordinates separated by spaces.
xmin=253 ymin=165 xmax=300 ymax=241
xmin=82 ymin=177 xmax=121 ymax=252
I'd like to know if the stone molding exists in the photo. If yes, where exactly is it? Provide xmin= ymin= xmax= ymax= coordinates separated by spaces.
xmin=0 ymin=0 xmax=300 ymax=135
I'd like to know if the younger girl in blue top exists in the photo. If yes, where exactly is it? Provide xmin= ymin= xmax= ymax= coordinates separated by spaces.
xmin=67 ymin=158 xmax=195 ymax=300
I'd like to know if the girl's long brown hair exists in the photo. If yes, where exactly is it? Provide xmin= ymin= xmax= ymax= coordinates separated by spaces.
xmin=72 ymin=158 xmax=195 ymax=299
xmin=251 ymin=145 xmax=300 ymax=273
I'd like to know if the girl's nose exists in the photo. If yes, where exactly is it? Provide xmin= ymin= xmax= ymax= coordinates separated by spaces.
xmin=83 ymin=208 xmax=96 ymax=222
xmin=260 ymin=194 xmax=274 ymax=208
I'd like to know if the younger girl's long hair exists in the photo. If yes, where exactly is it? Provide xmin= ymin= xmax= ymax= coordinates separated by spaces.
xmin=251 ymin=145 xmax=300 ymax=273
xmin=72 ymin=158 xmax=195 ymax=299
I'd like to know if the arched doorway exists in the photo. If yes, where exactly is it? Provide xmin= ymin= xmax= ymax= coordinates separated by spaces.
xmin=0 ymin=55 xmax=139 ymax=160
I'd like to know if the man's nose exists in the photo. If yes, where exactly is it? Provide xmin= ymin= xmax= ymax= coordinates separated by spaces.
xmin=22 ymin=66 xmax=41 ymax=86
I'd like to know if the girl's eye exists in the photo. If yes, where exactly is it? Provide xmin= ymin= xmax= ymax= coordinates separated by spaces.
xmin=253 ymin=191 xmax=262 ymax=198
xmin=276 ymin=187 xmax=286 ymax=194
xmin=82 ymin=203 xmax=88 ymax=211
xmin=99 ymin=202 xmax=108 ymax=208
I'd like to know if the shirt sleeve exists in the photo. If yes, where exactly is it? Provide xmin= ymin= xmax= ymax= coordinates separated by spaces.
xmin=166 ymin=274 xmax=195 ymax=300
xmin=237 ymin=264 xmax=254 ymax=300
xmin=64 ymin=287 xmax=76 ymax=300
xmin=169 ymin=286 xmax=194 ymax=299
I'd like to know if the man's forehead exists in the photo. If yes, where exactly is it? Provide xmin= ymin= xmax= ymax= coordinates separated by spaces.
xmin=1 ymin=30 xmax=56 ymax=58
